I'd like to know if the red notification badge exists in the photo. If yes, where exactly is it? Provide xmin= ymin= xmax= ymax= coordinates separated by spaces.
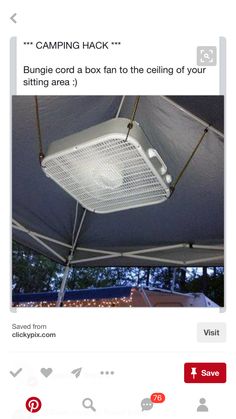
xmin=150 ymin=393 xmax=165 ymax=403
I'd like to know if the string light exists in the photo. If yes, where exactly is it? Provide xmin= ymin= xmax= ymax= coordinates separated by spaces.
xmin=14 ymin=290 xmax=135 ymax=308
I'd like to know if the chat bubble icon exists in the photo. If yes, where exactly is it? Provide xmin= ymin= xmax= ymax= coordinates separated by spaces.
xmin=141 ymin=398 xmax=153 ymax=411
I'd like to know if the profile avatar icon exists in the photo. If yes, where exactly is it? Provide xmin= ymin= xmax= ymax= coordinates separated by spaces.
xmin=197 ymin=398 xmax=208 ymax=412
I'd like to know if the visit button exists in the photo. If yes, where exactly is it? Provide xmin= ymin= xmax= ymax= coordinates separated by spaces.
xmin=184 ymin=363 xmax=226 ymax=383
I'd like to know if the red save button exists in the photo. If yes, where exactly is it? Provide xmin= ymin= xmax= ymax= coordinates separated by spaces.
xmin=184 ymin=363 xmax=226 ymax=383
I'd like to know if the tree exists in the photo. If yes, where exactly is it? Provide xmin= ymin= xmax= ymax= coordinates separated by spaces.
xmin=12 ymin=241 xmax=224 ymax=306
xmin=12 ymin=241 xmax=62 ymax=293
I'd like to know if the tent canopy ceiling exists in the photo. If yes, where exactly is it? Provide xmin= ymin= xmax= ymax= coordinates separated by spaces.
xmin=12 ymin=96 xmax=224 ymax=266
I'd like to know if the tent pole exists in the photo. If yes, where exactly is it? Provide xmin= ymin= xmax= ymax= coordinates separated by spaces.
xmin=70 ymin=254 xmax=121 ymax=264
xmin=161 ymin=96 xmax=224 ymax=139
xmin=186 ymin=255 xmax=223 ymax=264
xmin=124 ymin=243 xmax=188 ymax=256
xmin=12 ymin=219 xmax=66 ymax=263
xmin=115 ymin=96 xmax=125 ymax=118
xmin=192 ymin=244 xmax=223 ymax=251
xmin=75 ymin=246 xmax=123 ymax=255
xmin=56 ymin=264 xmax=71 ymax=307
xmin=56 ymin=209 xmax=87 ymax=307
xmin=12 ymin=223 xmax=71 ymax=249
xmin=171 ymin=268 xmax=177 ymax=292
xmin=123 ymin=253 xmax=184 ymax=265
xmin=139 ymin=288 xmax=153 ymax=307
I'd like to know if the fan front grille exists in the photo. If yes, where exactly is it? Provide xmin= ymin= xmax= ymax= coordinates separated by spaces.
xmin=44 ymin=136 xmax=169 ymax=213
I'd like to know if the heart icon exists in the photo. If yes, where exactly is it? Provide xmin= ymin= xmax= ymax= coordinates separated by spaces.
xmin=40 ymin=368 xmax=53 ymax=378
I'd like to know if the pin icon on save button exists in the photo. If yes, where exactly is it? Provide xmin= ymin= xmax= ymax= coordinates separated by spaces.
xmin=40 ymin=368 xmax=53 ymax=378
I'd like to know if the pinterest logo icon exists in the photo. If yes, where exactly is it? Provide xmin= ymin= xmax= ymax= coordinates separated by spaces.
xmin=25 ymin=397 xmax=42 ymax=413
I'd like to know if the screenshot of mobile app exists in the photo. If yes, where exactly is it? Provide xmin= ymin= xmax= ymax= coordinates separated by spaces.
xmin=1 ymin=2 xmax=235 ymax=418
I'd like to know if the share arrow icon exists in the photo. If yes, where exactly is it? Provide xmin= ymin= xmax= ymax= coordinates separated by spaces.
xmin=71 ymin=367 xmax=82 ymax=378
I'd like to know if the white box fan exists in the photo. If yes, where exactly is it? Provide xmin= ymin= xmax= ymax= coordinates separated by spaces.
xmin=42 ymin=118 xmax=172 ymax=213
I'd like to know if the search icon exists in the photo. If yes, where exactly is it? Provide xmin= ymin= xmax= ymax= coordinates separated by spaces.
xmin=82 ymin=398 xmax=96 ymax=412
